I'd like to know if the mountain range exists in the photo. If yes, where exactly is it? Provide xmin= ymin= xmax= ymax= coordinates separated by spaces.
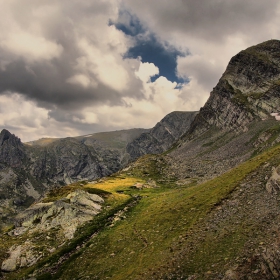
xmin=1 ymin=39 xmax=280 ymax=279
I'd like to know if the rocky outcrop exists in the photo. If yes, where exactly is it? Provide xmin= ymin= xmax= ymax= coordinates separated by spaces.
xmin=266 ymin=165 xmax=280 ymax=194
xmin=1 ymin=242 xmax=42 ymax=272
xmin=0 ymin=129 xmax=26 ymax=168
xmin=0 ymin=165 xmax=45 ymax=231
xmin=131 ymin=179 xmax=159 ymax=189
xmin=12 ymin=189 xmax=104 ymax=240
xmin=126 ymin=111 xmax=198 ymax=160
xmin=188 ymin=39 xmax=280 ymax=137
xmin=1 ymin=189 xmax=104 ymax=272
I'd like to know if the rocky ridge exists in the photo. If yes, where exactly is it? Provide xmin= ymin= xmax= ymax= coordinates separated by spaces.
xmin=188 ymin=39 xmax=280 ymax=137
xmin=1 ymin=39 xmax=280 ymax=279
xmin=126 ymin=111 xmax=198 ymax=160
xmin=1 ymin=189 xmax=104 ymax=272
xmin=165 ymin=39 xmax=280 ymax=184
xmin=0 ymin=112 xmax=194 ymax=230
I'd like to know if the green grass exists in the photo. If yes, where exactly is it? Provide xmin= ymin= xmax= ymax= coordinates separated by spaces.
xmin=42 ymin=185 xmax=112 ymax=203
xmin=4 ymin=137 xmax=280 ymax=279
xmin=231 ymin=89 xmax=249 ymax=106
xmin=248 ymin=91 xmax=266 ymax=99
xmin=34 ymin=143 xmax=280 ymax=280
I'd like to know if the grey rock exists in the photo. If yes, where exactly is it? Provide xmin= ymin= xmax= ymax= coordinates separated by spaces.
xmin=222 ymin=269 xmax=238 ymax=280
xmin=266 ymin=166 xmax=280 ymax=194
xmin=1 ymin=245 xmax=22 ymax=272
xmin=126 ymin=111 xmax=198 ymax=160
xmin=13 ymin=189 xmax=104 ymax=240
xmin=188 ymin=39 xmax=280 ymax=138
xmin=0 ymin=129 xmax=26 ymax=168
xmin=1 ymin=242 xmax=42 ymax=272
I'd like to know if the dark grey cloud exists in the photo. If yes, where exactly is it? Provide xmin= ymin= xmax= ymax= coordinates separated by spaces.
xmin=0 ymin=0 xmax=144 ymax=112
xmin=1 ymin=0 xmax=280 ymax=142
xmin=0 ymin=59 xmax=136 ymax=110
xmin=123 ymin=0 xmax=279 ymax=41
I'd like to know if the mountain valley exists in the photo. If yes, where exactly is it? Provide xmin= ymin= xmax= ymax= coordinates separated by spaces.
xmin=1 ymin=39 xmax=280 ymax=279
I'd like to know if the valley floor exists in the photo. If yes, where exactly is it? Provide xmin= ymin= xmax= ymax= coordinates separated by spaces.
xmin=2 ymin=139 xmax=280 ymax=279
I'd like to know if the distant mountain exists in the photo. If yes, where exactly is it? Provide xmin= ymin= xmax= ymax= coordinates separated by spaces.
xmin=25 ymin=128 xmax=150 ymax=185
xmin=0 ymin=111 xmax=196 ymax=228
xmin=2 ymin=39 xmax=280 ymax=279
xmin=126 ymin=111 xmax=198 ymax=160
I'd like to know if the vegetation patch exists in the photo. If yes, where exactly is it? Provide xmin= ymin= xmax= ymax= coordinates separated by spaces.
xmin=42 ymin=184 xmax=112 ymax=203
xmin=32 ymin=143 xmax=280 ymax=280
xmin=231 ymin=89 xmax=251 ymax=109
xmin=248 ymin=91 xmax=266 ymax=99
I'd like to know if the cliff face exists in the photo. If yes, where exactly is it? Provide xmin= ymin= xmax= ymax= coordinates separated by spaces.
xmin=2 ymin=111 xmax=197 ymax=189
xmin=126 ymin=111 xmax=198 ymax=160
xmin=0 ymin=130 xmax=45 ymax=229
xmin=189 ymin=39 xmax=280 ymax=136
xmin=28 ymin=139 xmax=104 ymax=185
xmin=0 ymin=128 xmax=148 ymax=228
xmin=1 ymin=40 xmax=280 ymax=221
xmin=2 ymin=39 xmax=280 ymax=279
xmin=0 ymin=129 xmax=26 ymax=168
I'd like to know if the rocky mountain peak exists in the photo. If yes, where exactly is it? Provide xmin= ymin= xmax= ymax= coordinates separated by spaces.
xmin=0 ymin=129 xmax=14 ymax=145
xmin=223 ymin=39 xmax=280 ymax=95
xmin=0 ymin=129 xmax=25 ymax=167
xmin=188 ymin=39 xmax=280 ymax=137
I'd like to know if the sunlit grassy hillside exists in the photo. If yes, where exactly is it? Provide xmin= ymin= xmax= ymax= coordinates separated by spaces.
xmin=3 ymin=142 xmax=278 ymax=279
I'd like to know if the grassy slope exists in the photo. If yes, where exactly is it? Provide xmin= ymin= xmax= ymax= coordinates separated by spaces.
xmin=3 ymin=129 xmax=280 ymax=279
xmin=1 ymin=177 xmax=143 ymax=280
xmin=28 ymin=143 xmax=280 ymax=280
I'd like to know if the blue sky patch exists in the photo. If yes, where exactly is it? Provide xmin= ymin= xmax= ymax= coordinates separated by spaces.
xmin=110 ymin=10 xmax=189 ymax=86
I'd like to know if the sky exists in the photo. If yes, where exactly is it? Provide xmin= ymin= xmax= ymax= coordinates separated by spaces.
xmin=0 ymin=0 xmax=280 ymax=142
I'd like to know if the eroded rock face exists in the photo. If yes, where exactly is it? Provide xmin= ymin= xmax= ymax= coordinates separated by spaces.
xmin=13 ymin=189 xmax=104 ymax=240
xmin=126 ymin=111 xmax=198 ymax=160
xmin=1 ymin=245 xmax=22 ymax=272
xmin=266 ymin=166 xmax=280 ymax=194
xmin=1 ymin=242 xmax=42 ymax=272
xmin=189 ymin=40 xmax=280 ymax=137
xmin=1 ymin=189 xmax=104 ymax=272
xmin=0 ymin=129 xmax=25 ymax=168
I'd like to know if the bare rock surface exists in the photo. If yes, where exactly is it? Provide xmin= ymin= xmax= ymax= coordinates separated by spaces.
xmin=12 ymin=189 xmax=104 ymax=240
xmin=1 ymin=242 xmax=42 ymax=272
xmin=1 ymin=190 xmax=104 ymax=272
xmin=188 ymin=39 xmax=280 ymax=137
xmin=126 ymin=111 xmax=198 ymax=160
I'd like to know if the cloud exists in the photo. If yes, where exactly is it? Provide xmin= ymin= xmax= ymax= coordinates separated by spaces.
xmin=1 ymin=32 xmax=63 ymax=63
xmin=135 ymin=62 xmax=159 ymax=83
xmin=1 ymin=0 xmax=280 ymax=141
xmin=0 ymin=0 xmax=197 ymax=141
xmin=0 ymin=0 xmax=144 ymax=111
xmin=123 ymin=0 xmax=280 ymax=95
xmin=122 ymin=0 xmax=280 ymax=43
xmin=112 ymin=11 xmax=188 ymax=84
